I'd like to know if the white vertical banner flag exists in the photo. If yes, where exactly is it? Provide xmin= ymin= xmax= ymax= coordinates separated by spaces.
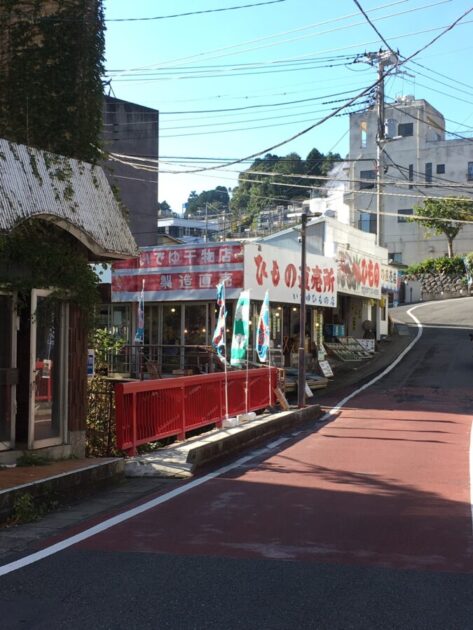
xmin=256 ymin=291 xmax=270 ymax=362
xmin=134 ymin=279 xmax=145 ymax=344
xmin=230 ymin=290 xmax=250 ymax=367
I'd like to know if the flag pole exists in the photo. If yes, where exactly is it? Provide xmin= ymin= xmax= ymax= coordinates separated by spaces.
xmin=268 ymin=301 xmax=272 ymax=409
xmin=245 ymin=290 xmax=251 ymax=414
xmin=223 ymin=281 xmax=229 ymax=421
xmin=139 ymin=279 xmax=145 ymax=380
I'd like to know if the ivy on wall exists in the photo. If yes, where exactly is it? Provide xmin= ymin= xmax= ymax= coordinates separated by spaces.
xmin=0 ymin=221 xmax=102 ymax=319
xmin=0 ymin=0 xmax=105 ymax=163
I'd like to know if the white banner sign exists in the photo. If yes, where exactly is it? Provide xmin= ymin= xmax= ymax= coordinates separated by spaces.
xmin=380 ymin=265 xmax=398 ymax=292
xmin=244 ymin=242 xmax=337 ymax=308
xmin=336 ymin=247 xmax=382 ymax=299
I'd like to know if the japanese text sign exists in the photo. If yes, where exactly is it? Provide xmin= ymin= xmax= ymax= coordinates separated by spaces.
xmin=336 ymin=248 xmax=382 ymax=298
xmin=380 ymin=264 xmax=398 ymax=292
xmin=244 ymin=242 xmax=337 ymax=308
xmin=112 ymin=243 xmax=244 ymax=302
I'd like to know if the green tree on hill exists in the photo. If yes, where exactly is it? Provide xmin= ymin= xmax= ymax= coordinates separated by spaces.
xmin=229 ymin=148 xmax=341 ymax=222
xmin=185 ymin=186 xmax=230 ymax=217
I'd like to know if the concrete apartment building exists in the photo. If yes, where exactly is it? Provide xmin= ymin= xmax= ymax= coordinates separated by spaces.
xmin=102 ymin=95 xmax=160 ymax=247
xmin=343 ymin=96 xmax=473 ymax=266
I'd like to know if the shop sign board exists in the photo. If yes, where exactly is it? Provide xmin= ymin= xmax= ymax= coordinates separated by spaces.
xmin=87 ymin=349 xmax=95 ymax=377
xmin=336 ymin=247 xmax=382 ymax=299
xmin=380 ymin=264 xmax=398 ymax=292
xmin=112 ymin=243 xmax=244 ymax=301
xmin=319 ymin=360 xmax=334 ymax=378
xmin=244 ymin=242 xmax=337 ymax=308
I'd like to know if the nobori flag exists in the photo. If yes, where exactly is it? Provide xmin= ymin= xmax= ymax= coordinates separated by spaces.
xmin=256 ymin=291 xmax=270 ymax=362
xmin=230 ymin=290 xmax=250 ymax=367
xmin=134 ymin=280 xmax=145 ymax=344
xmin=212 ymin=282 xmax=226 ymax=361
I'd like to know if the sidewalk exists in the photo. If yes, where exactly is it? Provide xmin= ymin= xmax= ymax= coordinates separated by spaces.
xmin=0 ymin=320 xmax=415 ymax=526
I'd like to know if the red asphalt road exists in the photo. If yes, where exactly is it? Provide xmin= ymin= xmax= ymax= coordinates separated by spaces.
xmin=77 ymin=386 xmax=473 ymax=573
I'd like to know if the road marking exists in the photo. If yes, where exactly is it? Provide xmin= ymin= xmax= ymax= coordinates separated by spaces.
xmin=320 ymin=303 xmax=424 ymax=423
xmin=0 ymin=453 xmax=255 ymax=577
xmin=0 ymin=299 xmax=464 ymax=577
xmin=470 ymin=420 xmax=473 ymax=537
xmin=266 ymin=437 xmax=289 ymax=449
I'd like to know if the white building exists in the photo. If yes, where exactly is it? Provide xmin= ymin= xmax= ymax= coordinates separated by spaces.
xmin=157 ymin=217 xmax=220 ymax=243
xmin=344 ymin=96 xmax=473 ymax=266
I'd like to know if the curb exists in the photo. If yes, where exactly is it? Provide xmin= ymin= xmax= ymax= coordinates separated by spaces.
xmin=0 ymin=459 xmax=125 ymax=524
xmin=187 ymin=405 xmax=323 ymax=472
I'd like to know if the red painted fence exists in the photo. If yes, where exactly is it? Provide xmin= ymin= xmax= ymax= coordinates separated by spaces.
xmin=115 ymin=367 xmax=278 ymax=455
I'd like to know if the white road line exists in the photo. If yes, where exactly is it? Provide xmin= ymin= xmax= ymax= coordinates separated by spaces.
xmin=0 ymin=300 xmax=457 ymax=577
xmin=470 ymin=420 xmax=473 ymax=538
xmin=319 ymin=303 xmax=424 ymax=423
xmin=266 ymin=437 xmax=290 ymax=449
xmin=0 ymin=453 xmax=254 ymax=578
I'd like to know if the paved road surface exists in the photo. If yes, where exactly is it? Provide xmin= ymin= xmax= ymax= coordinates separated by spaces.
xmin=1 ymin=298 xmax=473 ymax=629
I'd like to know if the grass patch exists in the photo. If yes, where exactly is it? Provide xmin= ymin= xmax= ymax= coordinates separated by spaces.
xmin=16 ymin=453 xmax=52 ymax=467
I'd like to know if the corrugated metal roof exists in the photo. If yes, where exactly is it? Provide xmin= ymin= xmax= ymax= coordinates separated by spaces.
xmin=0 ymin=138 xmax=139 ymax=259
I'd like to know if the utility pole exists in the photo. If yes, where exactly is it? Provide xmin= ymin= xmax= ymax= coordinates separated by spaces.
xmin=298 ymin=212 xmax=308 ymax=409
xmin=360 ymin=50 xmax=398 ymax=246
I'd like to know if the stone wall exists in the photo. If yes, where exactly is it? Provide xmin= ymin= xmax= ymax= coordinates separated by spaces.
xmin=412 ymin=272 xmax=469 ymax=301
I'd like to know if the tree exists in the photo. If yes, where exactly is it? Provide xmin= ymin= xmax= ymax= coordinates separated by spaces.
xmin=411 ymin=197 xmax=473 ymax=258
xmin=229 ymin=147 xmax=341 ymax=220
xmin=158 ymin=200 xmax=172 ymax=216
xmin=0 ymin=1 xmax=105 ymax=163
xmin=185 ymin=187 xmax=229 ymax=217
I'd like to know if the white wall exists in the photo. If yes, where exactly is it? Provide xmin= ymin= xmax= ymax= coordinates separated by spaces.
xmin=346 ymin=97 xmax=473 ymax=266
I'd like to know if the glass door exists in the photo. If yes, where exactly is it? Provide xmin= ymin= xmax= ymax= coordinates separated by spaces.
xmin=0 ymin=293 xmax=16 ymax=450
xmin=29 ymin=290 xmax=68 ymax=449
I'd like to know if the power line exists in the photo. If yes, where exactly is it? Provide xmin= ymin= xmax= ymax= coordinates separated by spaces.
xmin=104 ymin=0 xmax=432 ymax=76
xmin=109 ymin=86 xmax=367 ymax=117
xmin=105 ymin=0 xmax=287 ymax=23
xmin=155 ymin=7 xmax=473 ymax=175
xmin=352 ymin=0 xmax=397 ymax=55
xmin=108 ymin=153 xmax=473 ymax=198
xmin=388 ymin=103 xmax=473 ymax=144
xmin=106 ymin=59 xmax=357 ymax=84
xmin=106 ymin=53 xmax=355 ymax=74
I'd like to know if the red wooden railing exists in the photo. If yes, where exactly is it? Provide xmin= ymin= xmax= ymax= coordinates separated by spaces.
xmin=115 ymin=367 xmax=278 ymax=455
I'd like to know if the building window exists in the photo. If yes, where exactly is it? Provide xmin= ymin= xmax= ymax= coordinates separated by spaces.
xmin=358 ymin=212 xmax=376 ymax=234
xmin=359 ymin=169 xmax=375 ymax=190
xmin=389 ymin=252 xmax=403 ymax=264
xmin=436 ymin=164 xmax=445 ymax=174
xmin=398 ymin=122 xmax=413 ymax=137
xmin=360 ymin=121 xmax=367 ymax=148
xmin=468 ymin=162 xmax=473 ymax=181
xmin=398 ymin=208 xmax=413 ymax=223
xmin=425 ymin=163 xmax=432 ymax=185
xmin=408 ymin=164 xmax=414 ymax=189
xmin=385 ymin=118 xmax=397 ymax=139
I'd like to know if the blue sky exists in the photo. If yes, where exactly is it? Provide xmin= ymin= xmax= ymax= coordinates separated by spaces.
xmin=103 ymin=0 xmax=473 ymax=214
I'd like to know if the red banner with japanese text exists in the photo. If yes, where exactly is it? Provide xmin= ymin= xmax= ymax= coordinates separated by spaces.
xmin=112 ymin=243 xmax=244 ymax=302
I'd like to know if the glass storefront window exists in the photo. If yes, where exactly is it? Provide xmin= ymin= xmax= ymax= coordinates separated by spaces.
xmin=162 ymin=305 xmax=181 ymax=373
xmin=111 ymin=305 xmax=131 ymax=341
xmin=33 ymin=295 xmax=63 ymax=443
xmin=184 ymin=304 xmax=207 ymax=346
xmin=270 ymin=304 xmax=283 ymax=349
xmin=163 ymin=305 xmax=181 ymax=345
